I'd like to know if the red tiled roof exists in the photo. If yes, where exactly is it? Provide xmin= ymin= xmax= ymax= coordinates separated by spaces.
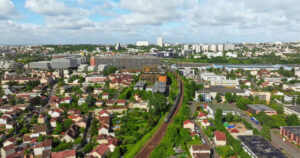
xmin=51 ymin=149 xmax=76 ymax=158
xmin=99 ymin=110 xmax=109 ymax=116
xmin=108 ymin=138 xmax=118 ymax=146
xmin=214 ymin=131 xmax=226 ymax=141
xmin=90 ymin=144 xmax=109 ymax=156
xmin=183 ymin=120 xmax=193 ymax=125
xmin=198 ymin=112 xmax=207 ymax=118
xmin=117 ymin=99 xmax=126 ymax=103
xmin=2 ymin=144 xmax=15 ymax=151
xmin=34 ymin=139 xmax=52 ymax=148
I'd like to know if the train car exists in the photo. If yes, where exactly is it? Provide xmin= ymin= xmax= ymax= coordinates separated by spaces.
xmin=164 ymin=76 xmax=182 ymax=123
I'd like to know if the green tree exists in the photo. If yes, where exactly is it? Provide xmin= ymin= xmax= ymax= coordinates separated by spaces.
xmin=53 ymin=123 xmax=63 ymax=134
xmin=261 ymin=125 xmax=271 ymax=141
xmin=286 ymin=114 xmax=300 ymax=126
xmin=225 ymin=92 xmax=234 ymax=103
xmin=215 ymin=109 xmax=223 ymax=128
xmin=198 ymin=94 xmax=204 ymax=102
xmin=83 ymin=143 xmax=93 ymax=153
xmin=149 ymin=93 xmax=167 ymax=115
xmin=216 ymin=93 xmax=222 ymax=103
xmin=236 ymin=97 xmax=251 ymax=110
xmin=225 ymin=113 xmax=234 ymax=122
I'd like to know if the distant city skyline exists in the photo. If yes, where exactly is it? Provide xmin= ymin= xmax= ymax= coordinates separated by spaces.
xmin=1 ymin=0 xmax=300 ymax=45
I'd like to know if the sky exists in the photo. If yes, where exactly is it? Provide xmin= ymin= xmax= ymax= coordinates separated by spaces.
xmin=0 ymin=0 xmax=300 ymax=45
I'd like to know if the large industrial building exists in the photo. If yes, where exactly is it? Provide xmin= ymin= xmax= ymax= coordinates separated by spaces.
xmin=238 ymin=135 xmax=286 ymax=158
xmin=29 ymin=55 xmax=86 ymax=69
xmin=92 ymin=55 xmax=162 ymax=69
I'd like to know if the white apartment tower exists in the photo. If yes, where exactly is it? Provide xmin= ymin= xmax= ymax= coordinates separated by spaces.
xmin=209 ymin=44 xmax=217 ymax=52
xmin=157 ymin=37 xmax=164 ymax=47
xmin=217 ymin=44 xmax=224 ymax=52
xmin=184 ymin=44 xmax=189 ymax=50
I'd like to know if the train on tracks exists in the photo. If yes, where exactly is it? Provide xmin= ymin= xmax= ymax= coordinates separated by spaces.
xmin=164 ymin=74 xmax=182 ymax=123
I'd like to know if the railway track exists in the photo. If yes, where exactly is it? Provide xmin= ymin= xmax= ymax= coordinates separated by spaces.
xmin=136 ymin=74 xmax=184 ymax=158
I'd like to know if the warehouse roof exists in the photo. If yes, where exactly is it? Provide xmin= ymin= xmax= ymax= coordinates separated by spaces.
xmin=247 ymin=104 xmax=275 ymax=112
xmin=238 ymin=135 xmax=286 ymax=158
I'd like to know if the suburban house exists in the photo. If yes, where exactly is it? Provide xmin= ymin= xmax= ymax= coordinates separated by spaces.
xmin=98 ymin=125 xmax=109 ymax=135
xmin=31 ymin=125 xmax=48 ymax=138
xmin=214 ymin=131 xmax=226 ymax=146
xmin=61 ymin=125 xmax=80 ymax=143
xmin=183 ymin=120 xmax=195 ymax=131
xmin=116 ymin=99 xmax=126 ymax=106
xmin=1 ymin=144 xmax=16 ymax=158
xmin=51 ymin=149 xmax=76 ymax=158
xmin=189 ymin=144 xmax=211 ymax=158
xmin=87 ymin=144 xmax=110 ymax=158
xmin=3 ymin=137 xmax=16 ymax=147
xmin=33 ymin=139 xmax=52 ymax=157
xmin=200 ymin=119 xmax=210 ymax=128
xmin=102 ymin=93 xmax=109 ymax=100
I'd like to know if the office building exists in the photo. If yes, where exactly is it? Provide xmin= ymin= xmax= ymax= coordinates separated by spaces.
xmin=157 ymin=37 xmax=164 ymax=47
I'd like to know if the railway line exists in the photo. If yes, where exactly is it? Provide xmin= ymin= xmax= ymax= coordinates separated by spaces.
xmin=136 ymin=73 xmax=184 ymax=158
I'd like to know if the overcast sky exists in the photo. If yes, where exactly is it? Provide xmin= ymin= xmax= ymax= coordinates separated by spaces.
xmin=0 ymin=0 xmax=300 ymax=45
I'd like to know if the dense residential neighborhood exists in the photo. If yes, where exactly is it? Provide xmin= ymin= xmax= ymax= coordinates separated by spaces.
xmin=1 ymin=41 xmax=300 ymax=158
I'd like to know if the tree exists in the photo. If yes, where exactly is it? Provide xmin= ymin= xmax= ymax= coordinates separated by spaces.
xmin=261 ymin=125 xmax=271 ymax=141
xmin=83 ymin=143 xmax=93 ymax=153
xmin=286 ymin=114 xmax=300 ymax=126
xmin=215 ymin=109 xmax=223 ymax=128
xmin=111 ymin=146 xmax=121 ymax=158
xmin=216 ymin=93 xmax=222 ymax=103
xmin=225 ymin=113 xmax=234 ymax=122
xmin=53 ymin=124 xmax=63 ymax=134
xmin=270 ymin=114 xmax=286 ymax=128
xmin=198 ymin=94 xmax=204 ymax=102
xmin=225 ymin=92 xmax=235 ymax=103
xmin=30 ymin=96 xmax=42 ymax=106
xmin=255 ymin=112 xmax=270 ymax=126
xmin=149 ymin=93 xmax=167 ymax=115
xmin=236 ymin=97 xmax=251 ymax=110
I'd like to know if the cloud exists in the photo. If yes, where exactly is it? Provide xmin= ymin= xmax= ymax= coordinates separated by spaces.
xmin=0 ymin=0 xmax=19 ymax=20
xmin=117 ymin=0 xmax=186 ymax=25
xmin=2 ymin=0 xmax=300 ymax=44
xmin=25 ymin=0 xmax=70 ymax=16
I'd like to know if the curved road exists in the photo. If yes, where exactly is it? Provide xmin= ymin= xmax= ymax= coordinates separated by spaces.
xmin=136 ymin=75 xmax=184 ymax=158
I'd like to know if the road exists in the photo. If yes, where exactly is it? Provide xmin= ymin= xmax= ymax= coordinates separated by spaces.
xmin=39 ymin=82 xmax=57 ymax=113
xmin=233 ymin=105 xmax=300 ymax=158
xmin=190 ymin=101 xmax=219 ymax=158
xmin=136 ymin=74 xmax=184 ymax=158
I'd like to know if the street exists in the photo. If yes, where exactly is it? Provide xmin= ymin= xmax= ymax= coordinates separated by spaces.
xmin=190 ymin=101 xmax=219 ymax=158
